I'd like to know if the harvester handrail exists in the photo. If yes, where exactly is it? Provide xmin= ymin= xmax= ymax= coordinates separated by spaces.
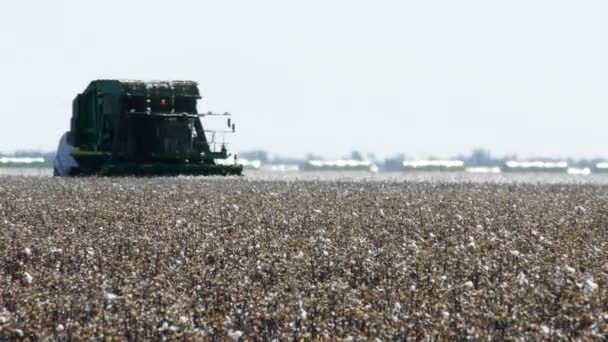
xmin=124 ymin=111 xmax=232 ymax=118
xmin=200 ymin=111 xmax=231 ymax=116
xmin=204 ymin=130 xmax=235 ymax=134
xmin=126 ymin=111 xmax=200 ymax=118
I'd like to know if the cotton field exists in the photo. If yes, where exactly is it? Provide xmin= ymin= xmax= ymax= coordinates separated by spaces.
xmin=0 ymin=177 xmax=607 ymax=339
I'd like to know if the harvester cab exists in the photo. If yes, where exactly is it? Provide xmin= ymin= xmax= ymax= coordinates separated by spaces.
xmin=53 ymin=80 xmax=243 ymax=176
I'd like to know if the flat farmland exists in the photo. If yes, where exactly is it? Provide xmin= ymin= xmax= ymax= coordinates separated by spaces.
xmin=1 ymin=176 xmax=607 ymax=340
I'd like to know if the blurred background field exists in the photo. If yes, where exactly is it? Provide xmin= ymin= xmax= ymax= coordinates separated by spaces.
xmin=5 ymin=166 xmax=608 ymax=185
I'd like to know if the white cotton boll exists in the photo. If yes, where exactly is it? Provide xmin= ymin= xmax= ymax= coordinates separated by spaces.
xmin=24 ymin=247 xmax=31 ymax=256
xmin=564 ymin=265 xmax=575 ymax=274
xmin=232 ymin=204 xmax=240 ymax=212
xmin=379 ymin=208 xmax=385 ymax=217
xmin=23 ymin=272 xmax=33 ymax=285
xmin=104 ymin=292 xmax=120 ymax=300
xmin=540 ymin=325 xmax=550 ymax=336
xmin=516 ymin=272 xmax=528 ymax=286
xmin=441 ymin=311 xmax=450 ymax=320
xmin=510 ymin=250 xmax=520 ymax=257
xmin=313 ymin=209 xmax=322 ymax=214
xmin=463 ymin=281 xmax=474 ymax=289
xmin=157 ymin=320 xmax=177 ymax=332
xmin=300 ymin=309 xmax=308 ymax=320
xmin=583 ymin=278 xmax=598 ymax=295
xmin=228 ymin=330 xmax=243 ymax=341
xmin=56 ymin=324 xmax=64 ymax=332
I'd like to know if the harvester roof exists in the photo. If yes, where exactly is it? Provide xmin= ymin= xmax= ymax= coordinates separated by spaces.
xmin=83 ymin=79 xmax=201 ymax=98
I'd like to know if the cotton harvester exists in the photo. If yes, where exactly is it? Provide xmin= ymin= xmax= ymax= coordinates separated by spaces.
xmin=54 ymin=80 xmax=243 ymax=176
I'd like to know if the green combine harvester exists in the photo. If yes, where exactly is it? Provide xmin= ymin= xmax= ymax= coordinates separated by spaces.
xmin=54 ymin=80 xmax=242 ymax=176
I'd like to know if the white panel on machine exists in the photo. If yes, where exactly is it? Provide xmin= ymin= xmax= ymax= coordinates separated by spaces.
xmin=53 ymin=132 xmax=78 ymax=176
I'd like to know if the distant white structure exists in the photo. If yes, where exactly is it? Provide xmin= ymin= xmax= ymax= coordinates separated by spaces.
xmin=265 ymin=164 xmax=300 ymax=172
xmin=595 ymin=162 xmax=608 ymax=173
xmin=0 ymin=157 xmax=45 ymax=164
xmin=239 ymin=158 xmax=263 ymax=169
xmin=503 ymin=160 xmax=568 ymax=173
xmin=217 ymin=158 xmax=262 ymax=169
xmin=465 ymin=166 xmax=502 ymax=174
xmin=304 ymin=159 xmax=377 ymax=172
xmin=403 ymin=160 xmax=465 ymax=172
xmin=567 ymin=167 xmax=591 ymax=176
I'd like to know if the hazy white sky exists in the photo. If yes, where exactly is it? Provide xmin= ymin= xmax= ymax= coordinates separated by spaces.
xmin=1 ymin=0 xmax=607 ymax=158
